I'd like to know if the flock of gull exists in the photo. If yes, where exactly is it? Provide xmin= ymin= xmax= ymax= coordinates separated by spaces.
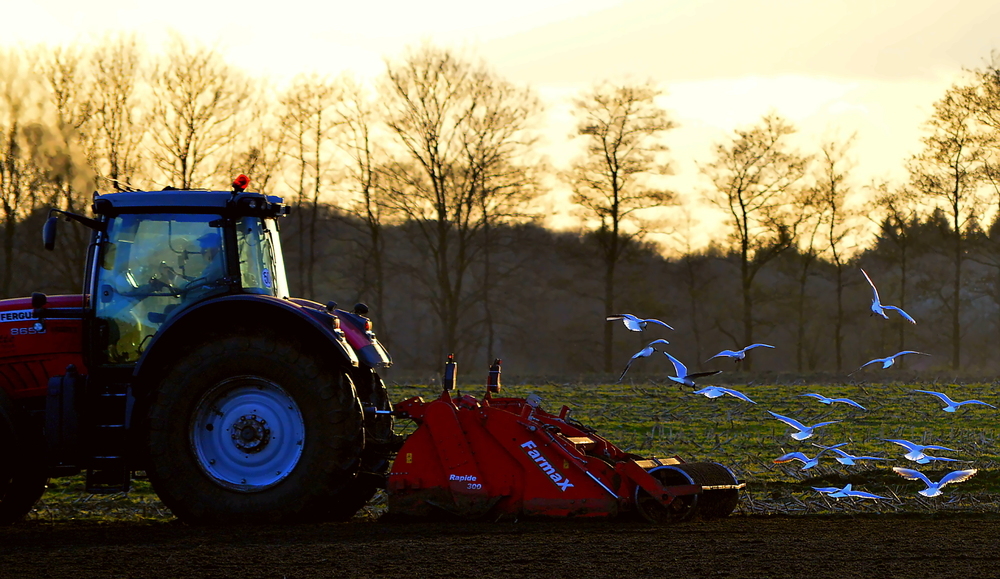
xmin=608 ymin=269 xmax=987 ymax=501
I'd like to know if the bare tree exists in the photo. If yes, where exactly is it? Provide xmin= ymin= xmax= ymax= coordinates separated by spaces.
xmin=814 ymin=135 xmax=859 ymax=372
xmin=380 ymin=44 xmax=541 ymax=360
xmin=0 ymin=48 xmax=41 ymax=297
xmin=279 ymin=74 xmax=341 ymax=298
xmin=91 ymin=33 xmax=145 ymax=192
xmin=336 ymin=77 xmax=392 ymax=336
xmin=148 ymin=34 xmax=251 ymax=190
xmin=567 ymin=80 xmax=676 ymax=373
xmin=701 ymin=113 xmax=809 ymax=366
xmin=909 ymin=82 xmax=988 ymax=369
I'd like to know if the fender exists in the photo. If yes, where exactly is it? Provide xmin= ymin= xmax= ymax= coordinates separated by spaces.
xmin=131 ymin=294 xmax=358 ymax=389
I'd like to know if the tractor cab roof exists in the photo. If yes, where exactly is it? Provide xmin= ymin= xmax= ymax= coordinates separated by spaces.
xmin=92 ymin=190 xmax=289 ymax=219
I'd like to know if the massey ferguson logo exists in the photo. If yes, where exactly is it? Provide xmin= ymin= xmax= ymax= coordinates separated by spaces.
xmin=520 ymin=440 xmax=574 ymax=491
xmin=0 ymin=309 xmax=35 ymax=322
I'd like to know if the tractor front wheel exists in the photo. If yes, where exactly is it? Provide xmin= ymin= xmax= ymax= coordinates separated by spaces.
xmin=146 ymin=334 xmax=364 ymax=524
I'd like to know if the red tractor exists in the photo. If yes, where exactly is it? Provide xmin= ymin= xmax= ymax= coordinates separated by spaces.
xmin=0 ymin=178 xmax=394 ymax=524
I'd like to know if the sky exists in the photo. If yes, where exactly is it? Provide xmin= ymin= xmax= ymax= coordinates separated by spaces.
xmin=7 ymin=0 xmax=1000 ymax=249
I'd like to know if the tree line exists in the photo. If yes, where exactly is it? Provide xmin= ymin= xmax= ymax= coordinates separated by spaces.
xmin=4 ymin=34 xmax=1000 ymax=377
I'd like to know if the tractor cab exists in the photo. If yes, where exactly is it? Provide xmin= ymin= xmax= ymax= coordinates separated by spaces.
xmin=91 ymin=202 xmax=288 ymax=363
xmin=44 ymin=180 xmax=292 ymax=365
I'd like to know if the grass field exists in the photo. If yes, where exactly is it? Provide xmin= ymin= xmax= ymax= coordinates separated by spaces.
xmin=26 ymin=376 xmax=1000 ymax=522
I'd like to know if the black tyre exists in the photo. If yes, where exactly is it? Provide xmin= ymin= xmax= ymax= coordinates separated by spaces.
xmin=145 ymin=334 xmax=364 ymax=524
xmin=0 ymin=392 xmax=48 ymax=524
xmin=634 ymin=464 xmax=700 ymax=524
xmin=323 ymin=368 xmax=394 ymax=521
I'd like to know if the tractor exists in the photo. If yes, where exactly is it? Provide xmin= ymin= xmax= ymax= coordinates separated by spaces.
xmin=0 ymin=177 xmax=394 ymax=524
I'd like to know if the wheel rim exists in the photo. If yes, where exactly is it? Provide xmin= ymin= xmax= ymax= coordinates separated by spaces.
xmin=190 ymin=376 xmax=305 ymax=492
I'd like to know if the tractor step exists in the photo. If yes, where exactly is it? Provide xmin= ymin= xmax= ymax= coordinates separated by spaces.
xmin=86 ymin=457 xmax=130 ymax=493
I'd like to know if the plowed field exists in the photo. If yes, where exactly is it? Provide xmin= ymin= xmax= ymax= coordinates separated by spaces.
xmin=3 ymin=514 xmax=998 ymax=578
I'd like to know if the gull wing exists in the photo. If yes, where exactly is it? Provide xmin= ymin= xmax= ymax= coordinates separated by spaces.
xmin=810 ymin=420 xmax=840 ymax=429
xmin=773 ymin=452 xmax=809 ymax=464
xmin=893 ymin=467 xmax=933 ymax=486
xmin=744 ymin=343 xmax=775 ymax=352
xmin=661 ymin=351 xmax=688 ymax=378
xmin=921 ymin=444 xmax=959 ymax=452
xmin=883 ymin=305 xmax=916 ymax=324
xmin=707 ymin=349 xmax=739 ymax=361
xmin=956 ymin=399 xmax=996 ymax=408
xmin=719 ymin=387 xmax=755 ymax=403
xmin=642 ymin=317 xmax=675 ymax=330
xmin=914 ymin=390 xmax=955 ymax=406
xmin=845 ymin=490 xmax=889 ymax=500
xmin=800 ymin=393 xmax=829 ymax=402
xmin=938 ymin=469 xmax=978 ymax=488
xmin=618 ymin=358 xmax=638 ymax=382
xmin=812 ymin=486 xmax=840 ymax=494
xmin=687 ymin=370 xmax=723 ymax=381
xmin=768 ymin=411 xmax=807 ymax=431
xmin=858 ymin=357 xmax=886 ymax=371
xmin=884 ymin=439 xmax=920 ymax=451
xmin=832 ymin=397 xmax=866 ymax=410
xmin=861 ymin=268 xmax=880 ymax=302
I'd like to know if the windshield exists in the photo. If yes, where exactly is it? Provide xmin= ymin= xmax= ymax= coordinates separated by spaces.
xmin=236 ymin=216 xmax=288 ymax=298
xmin=95 ymin=213 xmax=226 ymax=363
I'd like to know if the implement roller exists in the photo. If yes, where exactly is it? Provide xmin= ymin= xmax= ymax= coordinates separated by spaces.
xmin=387 ymin=357 xmax=743 ymax=522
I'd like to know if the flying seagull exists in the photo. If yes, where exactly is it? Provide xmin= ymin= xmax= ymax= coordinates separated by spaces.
xmin=767 ymin=411 xmax=839 ymax=441
xmin=813 ymin=444 xmax=889 ymax=465
xmin=883 ymin=439 xmax=962 ymax=464
xmin=892 ymin=467 xmax=978 ymax=497
xmin=861 ymin=269 xmax=916 ymax=323
xmin=692 ymin=385 xmax=756 ymax=404
xmin=799 ymin=393 xmax=866 ymax=410
xmin=852 ymin=351 xmax=930 ymax=374
xmin=812 ymin=483 xmax=889 ymax=500
xmin=662 ymin=351 xmax=722 ymax=387
xmin=913 ymin=389 xmax=997 ymax=413
xmin=706 ymin=343 xmax=775 ymax=363
xmin=606 ymin=314 xmax=674 ymax=332
xmin=617 ymin=339 xmax=671 ymax=382
xmin=773 ymin=443 xmax=847 ymax=470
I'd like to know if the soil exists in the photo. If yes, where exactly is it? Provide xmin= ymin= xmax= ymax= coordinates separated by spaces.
xmin=2 ymin=514 xmax=998 ymax=579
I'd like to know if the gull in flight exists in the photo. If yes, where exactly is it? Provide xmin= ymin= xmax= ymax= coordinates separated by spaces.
xmin=799 ymin=393 xmax=866 ymax=410
xmin=706 ymin=343 xmax=775 ymax=363
xmin=913 ymin=389 xmax=996 ymax=413
xmin=892 ymin=467 xmax=977 ymax=497
xmin=861 ymin=269 xmax=916 ymax=323
xmin=692 ymin=385 xmax=755 ymax=404
xmin=813 ymin=444 xmax=888 ymax=465
xmin=606 ymin=314 xmax=674 ymax=332
xmin=773 ymin=443 xmax=847 ymax=469
xmin=883 ymin=439 xmax=962 ymax=464
xmin=768 ymin=411 xmax=839 ymax=441
xmin=617 ymin=339 xmax=671 ymax=382
xmin=852 ymin=351 xmax=930 ymax=374
xmin=812 ymin=484 xmax=889 ymax=500
xmin=662 ymin=351 xmax=722 ymax=387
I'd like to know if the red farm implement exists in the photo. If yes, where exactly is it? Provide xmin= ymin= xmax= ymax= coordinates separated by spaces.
xmin=387 ymin=358 xmax=743 ymax=522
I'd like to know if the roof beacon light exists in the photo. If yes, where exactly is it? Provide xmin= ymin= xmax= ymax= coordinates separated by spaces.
xmin=232 ymin=174 xmax=250 ymax=193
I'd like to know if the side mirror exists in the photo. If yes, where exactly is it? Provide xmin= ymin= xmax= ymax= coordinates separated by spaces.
xmin=43 ymin=216 xmax=58 ymax=251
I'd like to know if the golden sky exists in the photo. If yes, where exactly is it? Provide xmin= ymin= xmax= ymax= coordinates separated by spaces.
xmin=8 ymin=0 xmax=1000 ymax=249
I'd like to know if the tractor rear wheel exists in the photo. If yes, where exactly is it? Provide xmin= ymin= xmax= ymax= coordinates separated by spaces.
xmin=0 ymin=393 xmax=48 ymax=524
xmin=146 ymin=334 xmax=364 ymax=524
